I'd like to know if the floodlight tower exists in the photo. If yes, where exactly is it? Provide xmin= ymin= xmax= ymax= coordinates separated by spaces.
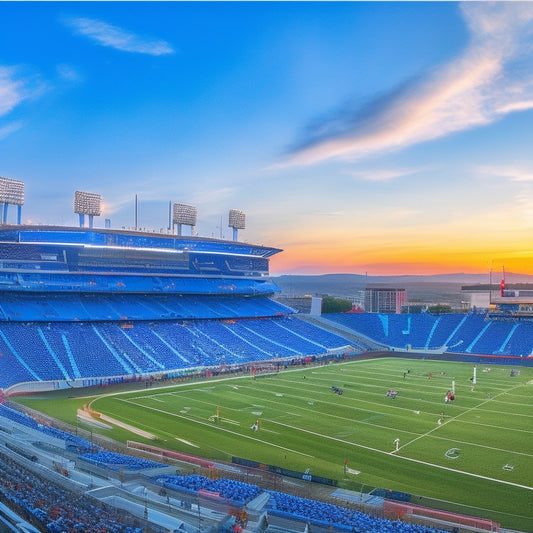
xmin=74 ymin=191 xmax=102 ymax=228
xmin=172 ymin=203 xmax=197 ymax=236
xmin=228 ymin=209 xmax=245 ymax=242
xmin=0 ymin=177 xmax=25 ymax=225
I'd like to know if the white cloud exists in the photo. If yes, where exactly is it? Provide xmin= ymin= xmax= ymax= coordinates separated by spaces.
xmin=0 ymin=66 xmax=26 ymax=117
xmin=348 ymin=167 xmax=425 ymax=182
xmin=0 ymin=66 xmax=43 ymax=139
xmin=285 ymin=2 xmax=533 ymax=166
xmin=497 ymin=100 xmax=533 ymax=114
xmin=64 ymin=17 xmax=174 ymax=56
xmin=0 ymin=121 xmax=22 ymax=140
xmin=56 ymin=64 xmax=83 ymax=83
xmin=478 ymin=165 xmax=533 ymax=182
xmin=513 ymin=191 xmax=533 ymax=227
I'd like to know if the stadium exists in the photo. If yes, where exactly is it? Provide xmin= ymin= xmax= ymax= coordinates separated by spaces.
xmin=0 ymin=178 xmax=532 ymax=533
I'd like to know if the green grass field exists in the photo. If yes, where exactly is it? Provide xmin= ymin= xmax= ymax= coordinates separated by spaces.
xmin=15 ymin=357 xmax=533 ymax=530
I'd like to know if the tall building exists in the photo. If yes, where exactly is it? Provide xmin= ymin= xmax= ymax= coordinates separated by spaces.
xmin=364 ymin=287 xmax=406 ymax=314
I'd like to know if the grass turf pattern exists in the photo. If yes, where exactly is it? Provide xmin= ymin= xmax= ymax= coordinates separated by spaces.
xmin=17 ymin=358 xmax=533 ymax=530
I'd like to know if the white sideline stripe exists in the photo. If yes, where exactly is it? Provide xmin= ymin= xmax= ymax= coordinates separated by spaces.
xmin=176 ymin=437 xmax=199 ymax=448
xmin=120 ymin=399 xmax=314 ymax=458
xmin=98 ymin=413 xmax=157 ymax=439
xmin=268 ymin=419 xmax=533 ymax=492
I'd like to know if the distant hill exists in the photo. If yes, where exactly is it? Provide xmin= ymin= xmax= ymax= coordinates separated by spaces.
xmin=271 ymin=272 xmax=533 ymax=305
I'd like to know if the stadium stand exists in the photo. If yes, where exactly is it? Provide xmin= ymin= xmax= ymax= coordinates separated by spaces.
xmin=0 ymin=451 xmax=143 ymax=533
xmin=0 ymin=316 xmax=353 ymax=391
xmin=79 ymin=451 xmax=166 ymax=471
xmin=153 ymin=474 xmax=447 ymax=532
xmin=1 ymin=215 xmax=529 ymax=531
xmin=325 ymin=312 xmax=533 ymax=361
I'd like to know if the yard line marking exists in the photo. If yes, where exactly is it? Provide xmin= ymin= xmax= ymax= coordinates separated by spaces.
xmin=425 ymin=434 xmax=533 ymax=458
xmin=396 ymin=383 xmax=527 ymax=453
xmin=267 ymin=419 xmax=533 ymax=492
xmin=466 ymin=406 xmax=533 ymax=418
xmin=453 ymin=419 xmax=533 ymax=435
xmin=118 ymin=398 xmax=314 ymax=458
xmin=488 ymin=399 xmax=533 ymax=408
xmin=220 ymin=385 xmax=421 ymax=437
xmin=235 ymin=381 xmax=442 ymax=418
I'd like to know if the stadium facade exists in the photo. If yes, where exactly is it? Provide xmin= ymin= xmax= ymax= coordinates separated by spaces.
xmin=0 ymin=225 xmax=281 ymax=298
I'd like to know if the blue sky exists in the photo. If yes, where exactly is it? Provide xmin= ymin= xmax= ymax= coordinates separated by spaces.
xmin=2 ymin=2 xmax=533 ymax=275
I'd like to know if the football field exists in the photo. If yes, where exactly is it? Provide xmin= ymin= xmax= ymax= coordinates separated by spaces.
xmin=24 ymin=357 xmax=533 ymax=530
xmin=90 ymin=357 xmax=533 ymax=529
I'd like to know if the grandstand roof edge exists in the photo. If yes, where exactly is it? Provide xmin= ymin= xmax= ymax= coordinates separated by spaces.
xmin=0 ymin=224 xmax=282 ymax=257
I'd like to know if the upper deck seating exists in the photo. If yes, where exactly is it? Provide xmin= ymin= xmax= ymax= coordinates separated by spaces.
xmin=0 ymin=293 xmax=294 ymax=322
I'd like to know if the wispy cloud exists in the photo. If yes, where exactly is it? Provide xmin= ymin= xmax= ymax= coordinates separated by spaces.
xmin=64 ymin=17 xmax=174 ymax=56
xmin=284 ymin=2 xmax=533 ymax=166
xmin=56 ymin=64 xmax=83 ymax=83
xmin=513 ymin=191 xmax=533 ymax=227
xmin=0 ymin=66 xmax=27 ymax=117
xmin=478 ymin=164 xmax=533 ymax=182
xmin=0 ymin=66 xmax=44 ymax=139
xmin=348 ymin=167 xmax=425 ymax=182
xmin=0 ymin=121 xmax=22 ymax=140
xmin=477 ymin=163 xmax=533 ymax=228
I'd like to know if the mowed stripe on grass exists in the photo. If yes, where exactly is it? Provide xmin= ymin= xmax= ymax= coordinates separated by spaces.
xmin=89 ymin=358 xmax=533 ymax=529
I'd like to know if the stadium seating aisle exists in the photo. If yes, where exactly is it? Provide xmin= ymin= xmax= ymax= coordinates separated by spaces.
xmin=0 ymin=330 xmax=37 ymax=388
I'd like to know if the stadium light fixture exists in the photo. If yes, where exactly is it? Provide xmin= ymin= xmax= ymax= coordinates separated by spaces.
xmin=74 ymin=191 xmax=102 ymax=228
xmin=172 ymin=203 xmax=197 ymax=236
xmin=0 ymin=176 xmax=25 ymax=224
xmin=228 ymin=209 xmax=245 ymax=241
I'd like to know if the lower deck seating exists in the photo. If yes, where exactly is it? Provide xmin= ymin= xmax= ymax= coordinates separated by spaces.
xmin=154 ymin=474 xmax=446 ymax=532
xmin=0 ymin=316 xmax=352 ymax=390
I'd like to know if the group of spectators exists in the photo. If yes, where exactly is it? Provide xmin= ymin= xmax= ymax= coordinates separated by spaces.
xmin=0 ymin=452 xmax=143 ymax=533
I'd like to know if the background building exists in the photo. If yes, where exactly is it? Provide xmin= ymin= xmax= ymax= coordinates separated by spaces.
xmin=364 ymin=287 xmax=406 ymax=314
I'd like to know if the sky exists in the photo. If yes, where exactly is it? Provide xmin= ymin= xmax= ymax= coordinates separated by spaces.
xmin=2 ymin=2 xmax=533 ymax=276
